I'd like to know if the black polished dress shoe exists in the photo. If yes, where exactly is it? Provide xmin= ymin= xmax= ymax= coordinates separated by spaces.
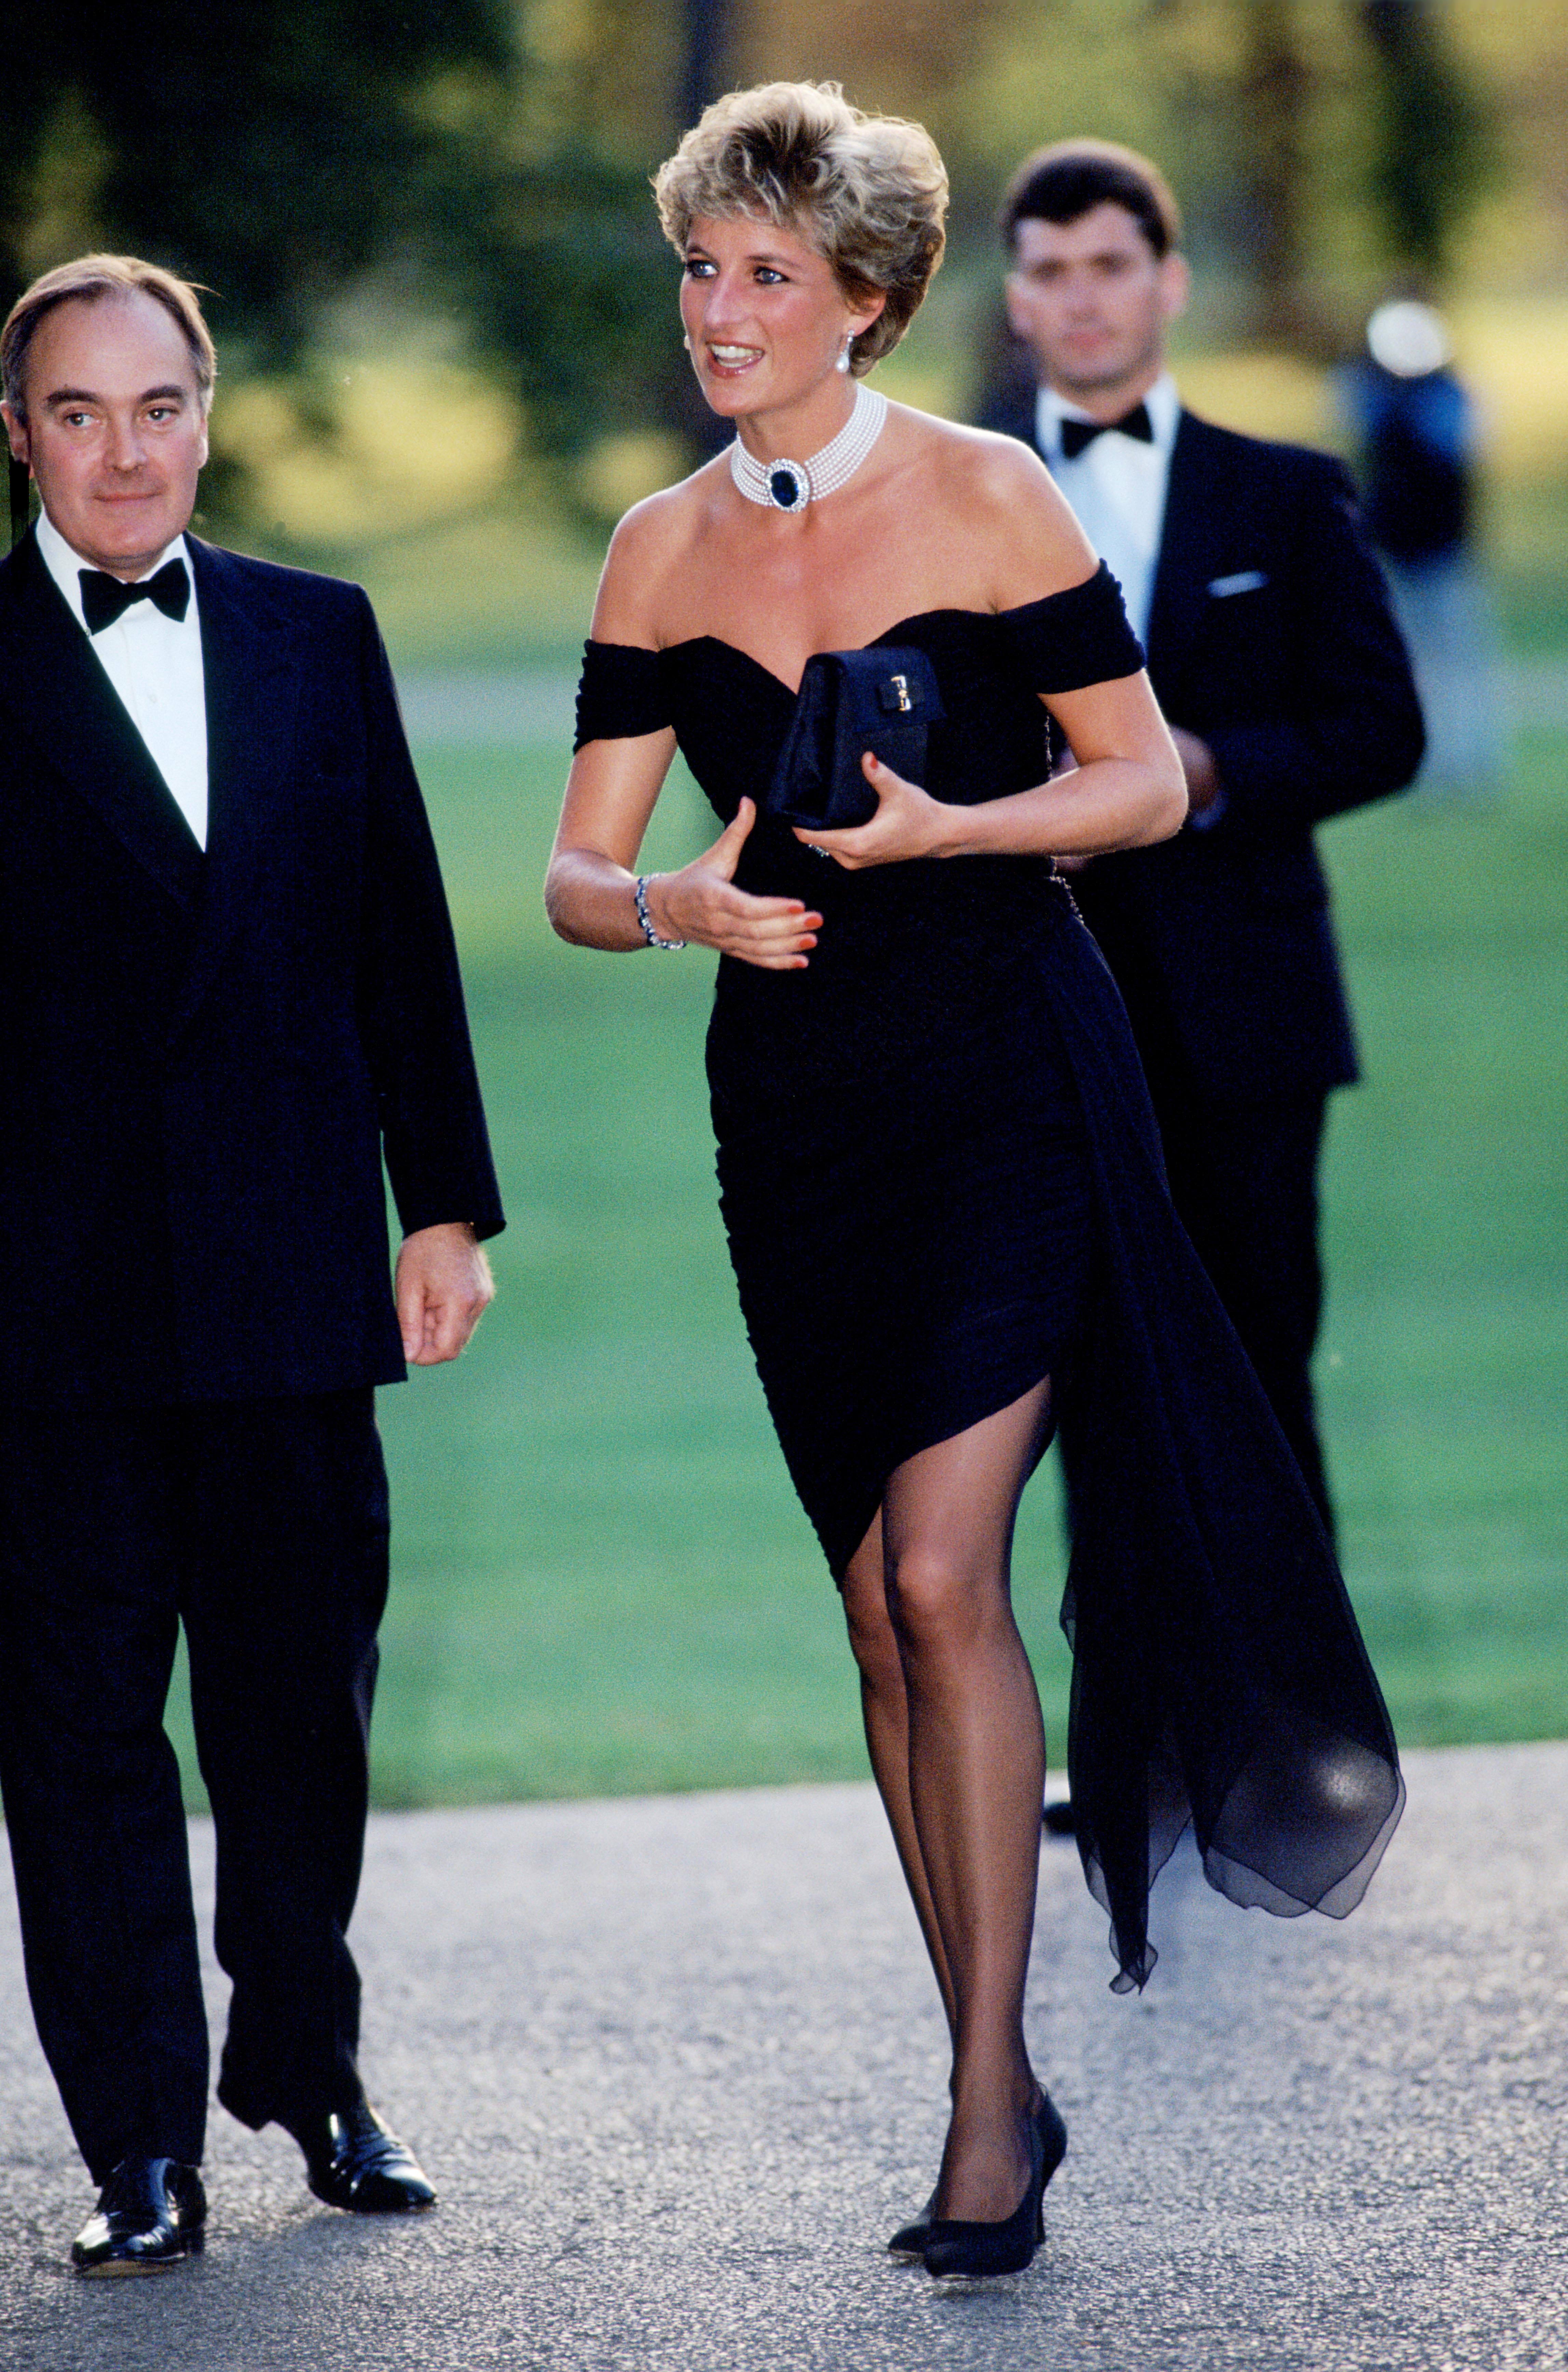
xmin=71 ymin=2156 xmax=207 ymax=2276
xmin=922 ymin=2091 xmax=1068 ymax=2281
xmin=291 ymin=2102 xmax=437 ymax=2212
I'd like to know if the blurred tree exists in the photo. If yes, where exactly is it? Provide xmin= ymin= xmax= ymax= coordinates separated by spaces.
xmin=0 ymin=0 xmax=711 ymax=516
xmin=734 ymin=0 xmax=1018 ymax=238
xmin=1236 ymin=1 xmax=1315 ymax=343
xmin=1359 ymin=0 xmax=1497 ymax=282
xmin=681 ymin=0 xmax=735 ymax=127
xmin=456 ymin=0 xmax=707 ymax=494
xmin=0 ymin=2 xmax=514 ymax=366
xmin=459 ymin=141 xmax=688 ymax=474
xmin=918 ymin=0 xmax=1510 ymax=361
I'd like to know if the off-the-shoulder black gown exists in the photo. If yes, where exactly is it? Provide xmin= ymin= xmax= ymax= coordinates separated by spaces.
xmin=574 ymin=563 xmax=1403 ymax=1989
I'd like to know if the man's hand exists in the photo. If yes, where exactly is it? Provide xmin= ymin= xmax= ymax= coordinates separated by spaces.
xmin=395 ymin=1223 xmax=494 ymax=1365
xmin=1055 ymin=731 xmax=1216 ymax=862
xmin=1170 ymin=726 xmax=1221 ymax=815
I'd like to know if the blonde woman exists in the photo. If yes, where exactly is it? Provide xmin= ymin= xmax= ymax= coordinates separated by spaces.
xmin=547 ymin=82 xmax=1402 ymax=2278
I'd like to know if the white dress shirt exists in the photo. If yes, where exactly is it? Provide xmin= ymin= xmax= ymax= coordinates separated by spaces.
xmin=1036 ymin=370 xmax=1181 ymax=647
xmin=37 ymin=507 xmax=208 ymax=848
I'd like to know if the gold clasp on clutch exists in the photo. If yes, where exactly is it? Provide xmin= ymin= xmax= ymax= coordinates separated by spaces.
xmin=889 ymin=672 xmax=912 ymax=713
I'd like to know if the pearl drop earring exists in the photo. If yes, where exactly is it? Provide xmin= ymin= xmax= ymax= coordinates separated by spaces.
xmin=836 ymin=337 xmax=853 ymax=374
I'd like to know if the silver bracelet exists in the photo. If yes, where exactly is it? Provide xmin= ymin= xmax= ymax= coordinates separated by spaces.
xmin=634 ymin=874 xmax=686 ymax=951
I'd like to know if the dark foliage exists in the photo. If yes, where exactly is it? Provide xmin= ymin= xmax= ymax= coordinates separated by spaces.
xmin=0 ymin=3 xmax=513 ymax=361
xmin=1359 ymin=0 xmax=1497 ymax=281
xmin=0 ymin=0 xmax=690 ymax=513
xmin=460 ymin=144 xmax=685 ymax=465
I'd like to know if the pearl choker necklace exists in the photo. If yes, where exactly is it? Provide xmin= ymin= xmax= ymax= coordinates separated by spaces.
xmin=729 ymin=383 xmax=889 ymax=514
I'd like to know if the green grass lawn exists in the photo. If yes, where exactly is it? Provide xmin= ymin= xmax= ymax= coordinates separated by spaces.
xmin=167 ymin=721 xmax=1568 ymax=1808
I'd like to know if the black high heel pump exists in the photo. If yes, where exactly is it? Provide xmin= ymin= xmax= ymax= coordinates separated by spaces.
xmin=920 ymin=2093 xmax=1067 ymax=2280
xmin=887 ymin=2190 xmax=937 ymax=2258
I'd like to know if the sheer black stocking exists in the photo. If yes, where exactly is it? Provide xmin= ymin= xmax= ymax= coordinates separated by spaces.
xmin=840 ymin=1510 xmax=959 ymax=2044
xmin=839 ymin=1378 xmax=1054 ymax=2223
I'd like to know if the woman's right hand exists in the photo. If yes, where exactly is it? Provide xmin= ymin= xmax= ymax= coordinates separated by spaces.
xmin=645 ymin=799 xmax=823 ymax=970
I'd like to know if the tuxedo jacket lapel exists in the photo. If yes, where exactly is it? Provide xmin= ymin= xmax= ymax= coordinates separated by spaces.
xmin=167 ymin=538 xmax=299 ymax=1040
xmin=1144 ymin=412 xmax=1227 ymax=694
xmin=0 ymin=531 xmax=203 ymax=910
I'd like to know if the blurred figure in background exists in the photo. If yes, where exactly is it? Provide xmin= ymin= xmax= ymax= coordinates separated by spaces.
xmin=1339 ymin=298 xmax=1507 ymax=800
xmin=985 ymin=138 xmax=1425 ymax=1542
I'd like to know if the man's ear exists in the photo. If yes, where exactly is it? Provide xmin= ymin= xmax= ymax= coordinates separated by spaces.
xmin=1158 ymin=253 xmax=1191 ymax=330
xmin=1 ymin=403 xmax=30 ymax=466
xmin=1003 ymin=273 xmax=1031 ymax=344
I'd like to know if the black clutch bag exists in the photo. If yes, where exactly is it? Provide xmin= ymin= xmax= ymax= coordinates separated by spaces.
xmin=765 ymin=646 xmax=946 ymax=831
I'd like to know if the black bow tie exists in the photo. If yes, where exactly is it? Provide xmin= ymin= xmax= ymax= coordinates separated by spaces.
xmin=80 ymin=557 xmax=191 ymax=635
xmin=1058 ymin=403 xmax=1155 ymax=461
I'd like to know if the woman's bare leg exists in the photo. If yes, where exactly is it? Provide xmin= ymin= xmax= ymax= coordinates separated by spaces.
xmin=889 ymin=1381 xmax=1052 ymax=2220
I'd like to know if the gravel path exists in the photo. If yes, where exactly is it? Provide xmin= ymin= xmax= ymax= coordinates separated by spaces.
xmin=3 ymin=1745 xmax=1565 ymax=2371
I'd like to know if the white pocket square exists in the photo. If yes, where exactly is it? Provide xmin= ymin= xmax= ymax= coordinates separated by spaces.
xmin=1207 ymin=569 xmax=1269 ymax=597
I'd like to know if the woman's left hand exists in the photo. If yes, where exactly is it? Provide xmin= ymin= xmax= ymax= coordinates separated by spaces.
xmin=793 ymin=752 xmax=949 ymax=870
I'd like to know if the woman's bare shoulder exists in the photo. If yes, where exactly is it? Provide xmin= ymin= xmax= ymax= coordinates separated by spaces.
xmin=884 ymin=405 xmax=1050 ymax=493
xmin=593 ymin=460 xmax=728 ymax=643
xmin=883 ymin=406 xmax=1100 ymax=608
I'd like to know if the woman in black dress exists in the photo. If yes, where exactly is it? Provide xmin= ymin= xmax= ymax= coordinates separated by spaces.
xmin=546 ymin=80 xmax=1402 ymax=2280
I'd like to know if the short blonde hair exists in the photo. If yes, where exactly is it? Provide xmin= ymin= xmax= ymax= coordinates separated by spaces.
xmin=1 ymin=255 xmax=216 ymax=421
xmin=654 ymin=81 xmax=948 ymax=374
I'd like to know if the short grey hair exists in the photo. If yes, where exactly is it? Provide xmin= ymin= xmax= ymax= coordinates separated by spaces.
xmin=1 ymin=254 xmax=216 ymax=422
xmin=654 ymin=81 xmax=948 ymax=374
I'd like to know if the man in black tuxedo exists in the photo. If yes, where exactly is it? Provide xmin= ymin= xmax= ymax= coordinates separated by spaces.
xmin=986 ymin=141 xmax=1424 ymax=1536
xmin=0 ymin=256 xmax=504 ymax=2273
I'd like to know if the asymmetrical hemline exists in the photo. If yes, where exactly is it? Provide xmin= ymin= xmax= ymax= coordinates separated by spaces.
xmin=573 ymin=564 xmax=1403 ymax=1988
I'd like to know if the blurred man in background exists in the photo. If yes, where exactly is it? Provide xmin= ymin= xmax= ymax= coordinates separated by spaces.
xmin=1339 ymin=296 xmax=1506 ymax=799
xmin=986 ymin=139 xmax=1425 ymax=1539
xmin=0 ymin=255 xmax=503 ymax=2274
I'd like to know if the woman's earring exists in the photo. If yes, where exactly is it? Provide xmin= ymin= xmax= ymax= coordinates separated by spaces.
xmin=836 ymin=335 xmax=853 ymax=374
xmin=683 ymin=333 xmax=692 ymax=350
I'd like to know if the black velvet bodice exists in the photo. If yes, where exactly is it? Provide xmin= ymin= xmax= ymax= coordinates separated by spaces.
xmin=575 ymin=561 xmax=1145 ymax=954
xmin=575 ymin=564 xmax=1141 ymax=796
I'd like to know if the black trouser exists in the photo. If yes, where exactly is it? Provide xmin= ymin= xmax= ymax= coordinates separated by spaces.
xmin=0 ymin=1391 xmax=389 ymax=2183
xmin=1147 ymin=1083 xmax=1335 ymax=1540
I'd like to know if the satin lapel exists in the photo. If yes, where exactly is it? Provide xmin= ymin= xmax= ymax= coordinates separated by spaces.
xmin=0 ymin=531 xmax=203 ymax=909
xmin=167 ymin=539 xmax=298 ymax=1040
xmin=1145 ymin=412 xmax=1230 ymax=698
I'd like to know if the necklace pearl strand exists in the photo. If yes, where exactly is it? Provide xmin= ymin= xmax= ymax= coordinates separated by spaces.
xmin=729 ymin=382 xmax=889 ymax=514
